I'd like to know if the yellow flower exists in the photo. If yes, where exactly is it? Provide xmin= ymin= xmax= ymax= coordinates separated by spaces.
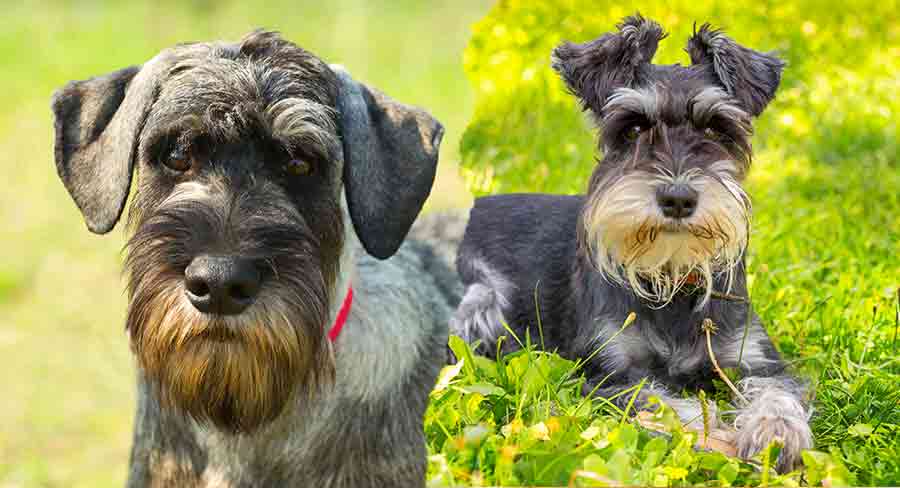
xmin=529 ymin=422 xmax=551 ymax=441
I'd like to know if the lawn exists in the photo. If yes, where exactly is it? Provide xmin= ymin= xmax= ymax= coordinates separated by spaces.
xmin=1 ymin=1 xmax=897 ymax=487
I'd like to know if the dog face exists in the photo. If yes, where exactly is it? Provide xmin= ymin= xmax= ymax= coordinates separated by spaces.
xmin=553 ymin=16 xmax=783 ymax=303
xmin=52 ymin=31 xmax=443 ymax=432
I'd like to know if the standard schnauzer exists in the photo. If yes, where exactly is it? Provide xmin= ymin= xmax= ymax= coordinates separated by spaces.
xmin=452 ymin=16 xmax=813 ymax=472
xmin=52 ymin=31 xmax=457 ymax=487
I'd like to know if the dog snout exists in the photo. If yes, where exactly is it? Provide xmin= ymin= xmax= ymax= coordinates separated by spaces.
xmin=656 ymin=184 xmax=698 ymax=219
xmin=184 ymin=255 xmax=261 ymax=315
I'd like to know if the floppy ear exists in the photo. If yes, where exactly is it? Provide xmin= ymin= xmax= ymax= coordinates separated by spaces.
xmin=331 ymin=66 xmax=444 ymax=260
xmin=51 ymin=52 xmax=173 ymax=234
xmin=686 ymin=24 xmax=785 ymax=116
xmin=552 ymin=14 xmax=667 ymax=116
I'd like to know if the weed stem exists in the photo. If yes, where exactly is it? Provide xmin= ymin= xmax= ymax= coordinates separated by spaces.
xmin=702 ymin=318 xmax=749 ymax=406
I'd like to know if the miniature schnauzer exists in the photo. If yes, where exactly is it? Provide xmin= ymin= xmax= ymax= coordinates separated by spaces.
xmin=452 ymin=16 xmax=813 ymax=472
xmin=52 ymin=31 xmax=457 ymax=487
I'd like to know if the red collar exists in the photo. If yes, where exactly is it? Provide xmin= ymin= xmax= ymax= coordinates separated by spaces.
xmin=328 ymin=286 xmax=353 ymax=342
xmin=684 ymin=271 xmax=701 ymax=286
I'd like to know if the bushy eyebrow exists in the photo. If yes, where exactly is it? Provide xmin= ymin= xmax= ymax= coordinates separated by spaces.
xmin=140 ymin=97 xmax=340 ymax=166
xmin=689 ymin=87 xmax=749 ymax=127
xmin=139 ymin=115 xmax=206 ymax=162
xmin=602 ymin=85 xmax=753 ymax=128
xmin=266 ymin=97 xmax=339 ymax=161
xmin=602 ymin=87 xmax=661 ymax=122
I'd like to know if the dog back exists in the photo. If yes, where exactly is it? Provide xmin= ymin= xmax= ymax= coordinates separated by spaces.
xmin=456 ymin=193 xmax=583 ymax=346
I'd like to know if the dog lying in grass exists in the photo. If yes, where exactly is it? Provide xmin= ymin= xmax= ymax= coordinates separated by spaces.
xmin=451 ymin=15 xmax=813 ymax=472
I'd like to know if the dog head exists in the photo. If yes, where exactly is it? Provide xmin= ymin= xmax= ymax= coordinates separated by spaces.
xmin=552 ymin=15 xmax=783 ymax=304
xmin=51 ymin=31 xmax=443 ymax=432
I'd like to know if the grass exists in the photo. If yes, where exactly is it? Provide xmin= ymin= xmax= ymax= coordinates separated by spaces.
xmin=428 ymin=0 xmax=899 ymax=486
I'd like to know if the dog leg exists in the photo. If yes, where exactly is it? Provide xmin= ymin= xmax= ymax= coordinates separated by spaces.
xmin=717 ymin=315 xmax=813 ymax=471
xmin=451 ymin=283 xmax=507 ymax=350
xmin=732 ymin=375 xmax=812 ymax=472
xmin=450 ymin=258 xmax=516 ymax=353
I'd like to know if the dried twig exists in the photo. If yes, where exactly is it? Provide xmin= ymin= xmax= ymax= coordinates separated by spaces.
xmin=683 ymin=272 xmax=747 ymax=303
xmin=709 ymin=290 xmax=748 ymax=302
xmin=702 ymin=318 xmax=749 ymax=406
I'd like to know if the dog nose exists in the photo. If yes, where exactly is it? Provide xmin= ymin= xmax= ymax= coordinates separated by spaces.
xmin=656 ymin=184 xmax=699 ymax=219
xmin=184 ymin=255 xmax=261 ymax=315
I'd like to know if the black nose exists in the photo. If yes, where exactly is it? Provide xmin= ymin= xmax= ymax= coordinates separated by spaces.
xmin=656 ymin=184 xmax=699 ymax=219
xmin=184 ymin=255 xmax=261 ymax=315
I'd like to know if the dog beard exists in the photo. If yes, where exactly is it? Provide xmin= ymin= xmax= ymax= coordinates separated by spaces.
xmin=126 ymin=274 xmax=334 ymax=433
xmin=581 ymin=160 xmax=749 ymax=305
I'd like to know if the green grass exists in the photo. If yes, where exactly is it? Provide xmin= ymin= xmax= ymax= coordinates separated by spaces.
xmin=426 ymin=0 xmax=899 ymax=486
xmin=0 ymin=2 xmax=485 ymax=486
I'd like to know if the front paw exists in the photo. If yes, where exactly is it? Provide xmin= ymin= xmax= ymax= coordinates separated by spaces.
xmin=734 ymin=407 xmax=812 ymax=473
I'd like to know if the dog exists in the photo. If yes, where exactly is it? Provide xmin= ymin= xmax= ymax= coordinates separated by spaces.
xmin=451 ymin=16 xmax=813 ymax=472
xmin=52 ymin=31 xmax=458 ymax=487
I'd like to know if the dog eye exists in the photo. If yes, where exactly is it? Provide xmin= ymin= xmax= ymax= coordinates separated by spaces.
xmin=284 ymin=159 xmax=314 ymax=177
xmin=163 ymin=148 xmax=193 ymax=172
xmin=624 ymin=124 xmax=645 ymax=141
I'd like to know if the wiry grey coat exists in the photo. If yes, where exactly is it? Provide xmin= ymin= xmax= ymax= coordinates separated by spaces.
xmin=51 ymin=30 xmax=458 ymax=487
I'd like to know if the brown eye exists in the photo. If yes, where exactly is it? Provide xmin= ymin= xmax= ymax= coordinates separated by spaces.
xmin=284 ymin=159 xmax=313 ymax=176
xmin=163 ymin=148 xmax=192 ymax=172
xmin=625 ymin=124 xmax=645 ymax=141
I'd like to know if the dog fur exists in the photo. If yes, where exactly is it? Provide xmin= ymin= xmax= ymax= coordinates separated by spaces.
xmin=452 ymin=16 xmax=813 ymax=472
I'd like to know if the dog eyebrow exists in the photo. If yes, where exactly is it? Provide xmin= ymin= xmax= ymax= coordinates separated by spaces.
xmin=267 ymin=97 xmax=340 ymax=161
xmin=602 ymin=87 xmax=661 ymax=121
xmin=689 ymin=87 xmax=749 ymax=127
xmin=139 ymin=116 xmax=207 ymax=162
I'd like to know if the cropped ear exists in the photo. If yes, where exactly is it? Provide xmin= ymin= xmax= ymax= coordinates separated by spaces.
xmin=51 ymin=52 xmax=173 ymax=234
xmin=552 ymin=14 xmax=667 ymax=116
xmin=331 ymin=66 xmax=444 ymax=259
xmin=687 ymin=24 xmax=785 ymax=116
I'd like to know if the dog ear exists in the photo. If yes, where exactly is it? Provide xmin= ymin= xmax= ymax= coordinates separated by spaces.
xmin=331 ymin=66 xmax=444 ymax=260
xmin=686 ymin=24 xmax=785 ymax=116
xmin=552 ymin=14 xmax=666 ymax=115
xmin=51 ymin=53 xmax=173 ymax=234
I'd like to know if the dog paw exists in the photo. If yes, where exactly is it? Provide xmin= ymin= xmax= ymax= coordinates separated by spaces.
xmin=735 ymin=411 xmax=812 ymax=472
xmin=733 ymin=381 xmax=813 ymax=472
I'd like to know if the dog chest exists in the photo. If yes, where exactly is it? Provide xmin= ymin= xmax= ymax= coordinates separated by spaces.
xmin=616 ymin=319 xmax=708 ymax=379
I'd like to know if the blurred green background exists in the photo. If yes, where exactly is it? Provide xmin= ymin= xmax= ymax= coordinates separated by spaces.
xmin=0 ymin=1 xmax=486 ymax=486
